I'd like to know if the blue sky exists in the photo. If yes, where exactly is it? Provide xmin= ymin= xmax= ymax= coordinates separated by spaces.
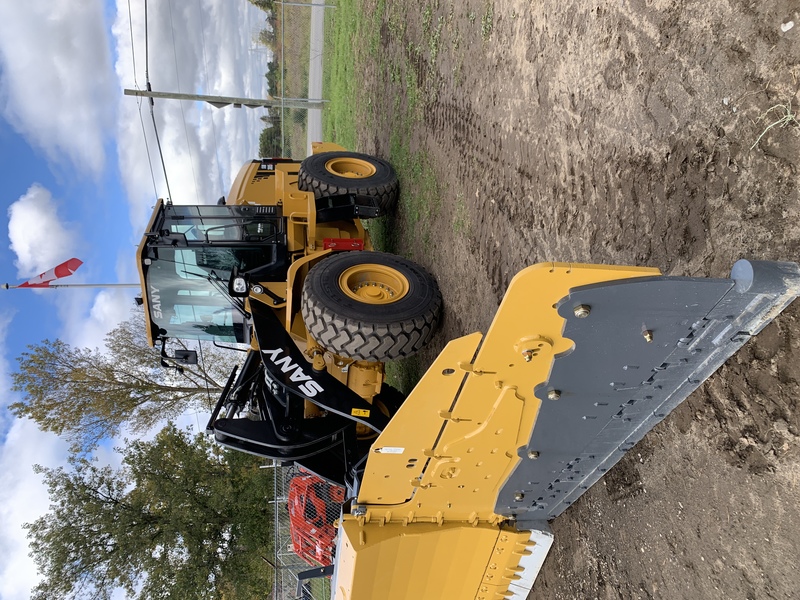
xmin=0 ymin=1 xmax=270 ymax=597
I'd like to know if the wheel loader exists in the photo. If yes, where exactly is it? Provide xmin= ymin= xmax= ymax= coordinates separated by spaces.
xmin=136 ymin=143 xmax=800 ymax=599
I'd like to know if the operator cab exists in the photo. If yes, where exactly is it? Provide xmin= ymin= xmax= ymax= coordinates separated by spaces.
xmin=137 ymin=200 xmax=287 ymax=347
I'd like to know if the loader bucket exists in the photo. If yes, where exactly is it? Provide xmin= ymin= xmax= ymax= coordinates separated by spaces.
xmin=332 ymin=260 xmax=800 ymax=600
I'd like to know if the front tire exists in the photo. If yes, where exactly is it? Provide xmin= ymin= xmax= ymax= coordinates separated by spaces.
xmin=297 ymin=151 xmax=399 ymax=216
xmin=301 ymin=252 xmax=442 ymax=361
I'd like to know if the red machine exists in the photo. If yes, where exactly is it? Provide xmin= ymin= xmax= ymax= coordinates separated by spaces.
xmin=287 ymin=473 xmax=345 ymax=566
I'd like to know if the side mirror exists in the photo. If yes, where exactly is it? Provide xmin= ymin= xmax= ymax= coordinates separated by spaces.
xmin=173 ymin=349 xmax=198 ymax=365
xmin=159 ymin=339 xmax=198 ymax=373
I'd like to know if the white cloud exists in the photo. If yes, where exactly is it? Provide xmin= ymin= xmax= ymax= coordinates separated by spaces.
xmin=0 ymin=2 xmax=116 ymax=176
xmin=112 ymin=0 xmax=270 ymax=231
xmin=0 ymin=397 xmax=209 ymax=600
xmin=7 ymin=184 xmax=134 ymax=349
xmin=0 ymin=419 xmax=70 ymax=600
xmin=7 ymin=184 xmax=81 ymax=278
xmin=0 ymin=311 xmax=65 ymax=600
xmin=0 ymin=313 xmax=71 ymax=600
xmin=63 ymin=287 xmax=137 ymax=350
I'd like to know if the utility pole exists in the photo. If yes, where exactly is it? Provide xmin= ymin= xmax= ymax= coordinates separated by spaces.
xmin=123 ymin=88 xmax=325 ymax=110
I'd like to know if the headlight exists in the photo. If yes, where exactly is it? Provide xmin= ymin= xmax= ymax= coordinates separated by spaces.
xmin=232 ymin=277 xmax=248 ymax=294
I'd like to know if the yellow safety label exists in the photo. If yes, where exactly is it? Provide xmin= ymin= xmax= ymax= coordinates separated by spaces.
xmin=351 ymin=408 xmax=370 ymax=417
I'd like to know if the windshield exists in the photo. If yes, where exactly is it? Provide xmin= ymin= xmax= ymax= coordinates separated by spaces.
xmin=146 ymin=248 xmax=257 ymax=342
xmin=141 ymin=204 xmax=285 ymax=343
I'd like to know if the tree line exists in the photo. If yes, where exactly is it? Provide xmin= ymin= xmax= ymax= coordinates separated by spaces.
xmin=11 ymin=313 xmax=277 ymax=599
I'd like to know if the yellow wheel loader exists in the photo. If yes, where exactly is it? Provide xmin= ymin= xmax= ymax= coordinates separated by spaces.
xmin=136 ymin=145 xmax=800 ymax=599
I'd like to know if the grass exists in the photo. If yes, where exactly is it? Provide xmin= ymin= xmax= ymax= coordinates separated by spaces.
xmin=429 ymin=16 xmax=444 ymax=64
xmin=322 ymin=0 xmax=365 ymax=149
xmin=453 ymin=191 xmax=470 ymax=236
xmin=324 ymin=0 xmax=442 ymax=252
xmin=750 ymin=101 xmax=800 ymax=150
xmin=322 ymin=0 xmax=447 ymax=390
xmin=385 ymin=355 xmax=425 ymax=395
xmin=309 ymin=576 xmax=330 ymax=599
xmin=480 ymin=1 xmax=494 ymax=41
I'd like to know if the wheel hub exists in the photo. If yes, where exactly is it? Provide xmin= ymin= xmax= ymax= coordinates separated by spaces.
xmin=325 ymin=157 xmax=378 ymax=179
xmin=339 ymin=264 xmax=410 ymax=304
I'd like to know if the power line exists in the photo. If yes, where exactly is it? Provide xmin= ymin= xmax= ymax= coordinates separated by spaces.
xmin=126 ymin=0 xmax=140 ymax=89
xmin=166 ymin=0 xmax=201 ymax=203
xmin=146 ymin=86 xmax=174 ymax=202
xmin=144 ymin=0 xmax=149 ymax=82
xmin=196 ymin=0 xmax=225 ymax=197
xmin=130 ymin=1 xmax=291 ymax=204
xmin=128 ymin=0 xmax=159 ymax=199
xmin=137 ymin=102 xmax=160 ymax=200
xmin=143 ymin=0 xmax=173 ymax=202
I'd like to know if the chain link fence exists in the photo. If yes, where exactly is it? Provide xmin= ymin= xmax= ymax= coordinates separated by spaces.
xmin=265 ymin=464 xmax=344 ymax=600
xmin=255 ymin=0 xmax=333 ymax=159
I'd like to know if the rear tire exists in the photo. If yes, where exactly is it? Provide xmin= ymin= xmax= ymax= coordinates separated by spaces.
xmin=301 ymin=252 xmax=442 ymax=361
xmin=298 ymin=151 xmax=399 ymax=216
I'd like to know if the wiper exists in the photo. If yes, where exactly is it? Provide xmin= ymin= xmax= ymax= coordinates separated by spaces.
xmin=180 ymin=268 xmax=251 ymax=320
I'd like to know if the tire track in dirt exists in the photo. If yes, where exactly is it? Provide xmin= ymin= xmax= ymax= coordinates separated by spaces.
xmin=360 ymin=1 xmax=800 ymax=597
xmin=420 ymin=88 xmax=721 ymax=289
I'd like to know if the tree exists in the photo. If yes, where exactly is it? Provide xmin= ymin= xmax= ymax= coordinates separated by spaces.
xmin=256 ymin=27 xmax=276 ymax=50
xmin=247 ymin=0 xmax=274 ymax=11
xmin=27 ymin=424 xmax=274 ymax=600
xmin=259 ymin=124 xmax=283 ymax=157
xmin=265 ymin=60 xmax=283 ymax=97
xmin=10 ymin=311 xmax=241 ymax=454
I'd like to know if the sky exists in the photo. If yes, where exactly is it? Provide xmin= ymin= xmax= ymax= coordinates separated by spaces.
xmin=0 ymin=1 xmax=272 ymax=597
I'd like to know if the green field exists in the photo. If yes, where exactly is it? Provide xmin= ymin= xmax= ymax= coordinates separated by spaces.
xmin=321 ymin=0 xmax=451 ymax=391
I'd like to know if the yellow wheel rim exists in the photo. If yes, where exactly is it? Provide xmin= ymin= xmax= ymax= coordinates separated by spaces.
xmin=339 ymin=264 xmax=409 ymax=304
xmin=325 ymin=157 xmax=377 ymax=179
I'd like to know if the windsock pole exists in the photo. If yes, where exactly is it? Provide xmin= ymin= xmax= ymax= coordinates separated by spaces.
xmin=2 ymin=258 xmax=139 ymax=290
xmin=3 ymin=283 xmax=140 ymax=289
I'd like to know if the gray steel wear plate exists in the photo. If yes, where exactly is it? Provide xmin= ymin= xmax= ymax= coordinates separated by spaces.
xmin=496 ymin=260 xmax=800 ymax=525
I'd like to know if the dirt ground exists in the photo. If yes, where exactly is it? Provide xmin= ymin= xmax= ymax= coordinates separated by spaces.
xmin=351 ymin=0 xmax=800 ymax=598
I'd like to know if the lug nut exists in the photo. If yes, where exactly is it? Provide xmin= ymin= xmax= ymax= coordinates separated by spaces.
xmin=574 ymin=304 xmax=591 ymax=318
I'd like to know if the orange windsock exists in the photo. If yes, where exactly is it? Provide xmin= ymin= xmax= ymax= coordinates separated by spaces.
xmin=18 ymin=258 xmax=84 ymax=288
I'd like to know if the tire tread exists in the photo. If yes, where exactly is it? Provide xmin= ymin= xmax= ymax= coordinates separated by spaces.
xmin=301 ymin=255 xmax=441 ymax=361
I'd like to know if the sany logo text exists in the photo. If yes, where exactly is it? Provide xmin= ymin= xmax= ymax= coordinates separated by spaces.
xmin=150 ymin=286 xmax=162 ymax=319
xmin=261 ymin=348 xmax=324 ymax=398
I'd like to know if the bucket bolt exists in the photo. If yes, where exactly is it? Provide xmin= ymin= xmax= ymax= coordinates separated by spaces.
xmin=573 ymin=304 xmax=591 ymax=318
xmin=547 ymin=389 xmax=561 ymax=401
xmin=513 ymin=492 xmax=525 ymax=502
